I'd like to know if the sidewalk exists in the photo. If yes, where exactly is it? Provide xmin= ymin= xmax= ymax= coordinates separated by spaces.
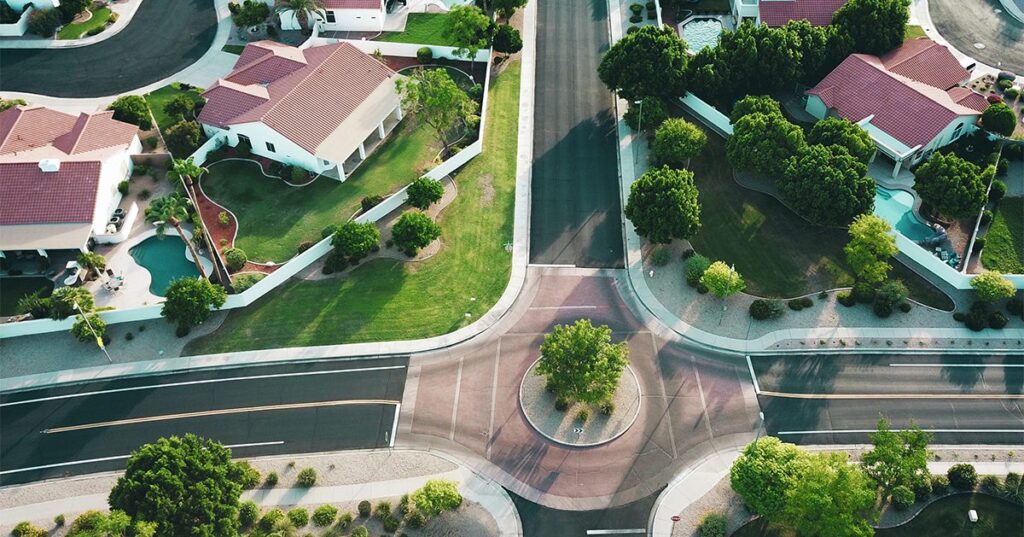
xmin=0 ymin=0 xmax=143 ymax=49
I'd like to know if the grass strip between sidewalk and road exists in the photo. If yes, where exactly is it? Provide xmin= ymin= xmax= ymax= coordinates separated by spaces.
xmin=184 ymin=61 xmax=521 ymax=354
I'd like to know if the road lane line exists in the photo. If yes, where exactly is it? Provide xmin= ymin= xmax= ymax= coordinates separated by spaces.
xmin=42 ymin=399 xmax=400 ymax=434
xmin=759 ymin=391 xmax=1024 ymax=400
xmin=0 ymin=441 xmax=284 ymax=475
xmin=746 ymin=355 xmax=760 ymax=394
xmin=2 ymin=365 xmax=407 ymax=407
xmin=777 ymin=429 xmax=1024 ymax=436
xmin=389 ymin=403 xmax=401 ymax=448
xmin=528 ymin=305 xmax=598 ymax=310
xmin=889 ymin=363 xmax=1024 ymax=368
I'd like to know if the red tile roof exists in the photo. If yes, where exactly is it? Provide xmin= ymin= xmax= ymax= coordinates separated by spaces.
xmin=0 ymin=161 xmax=101 ymax=225
xmin=759 ymin=0 xmax=847 ymax=26
xmin=947 ymin=87 xmax=989 ymax=113
xmin=0 ymin=106 xmax=138 ymax=157
xmin=807 ymin=54 xmax=982 ymax=148
xmin=198 ymin=41 xmax=399 ymax=155
xmin=324 ymin=0 xmax=383 ymax=8
xmin=880 ymin=38 xmax=969 ymax=90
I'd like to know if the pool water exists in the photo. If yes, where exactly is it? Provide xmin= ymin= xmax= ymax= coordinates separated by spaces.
xmin=129 ymin=236 xmax=200 ymax=296
xmin=874 ymin=186 xmax=935 ymax=241
xmin=682 ymin=19 xmax=723 ymax=53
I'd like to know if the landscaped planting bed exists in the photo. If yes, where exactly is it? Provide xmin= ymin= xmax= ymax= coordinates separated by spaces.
xmin=377 ymin=13 xmax=454 ymax=46
xmin=981 ymin=197 xmax=1024 ymax=273
xmin=185 ymin=61 xmax=521 ymax=353
xmin=57 ymin=7 xmax=111 ymax=39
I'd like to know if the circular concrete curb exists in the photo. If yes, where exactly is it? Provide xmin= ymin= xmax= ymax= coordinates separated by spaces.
xmin=518 ymin=357 xmax=642 ymax=448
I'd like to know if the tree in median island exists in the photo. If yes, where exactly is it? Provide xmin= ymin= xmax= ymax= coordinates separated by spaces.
xmin=730 ymin=437 xmax=805 ymax=522
xmin=913 ymin=152 xmax=988 ymax=219
xmin=406 ymin=177 xmax=445 ymax=209
xmin=726 ymin=112 xmax=806 ymax=181
xmin=728 ymin=95 xmax=783 ymax=124
xmin=624 ymin=166 xmax=702 ymax=244
xmin=443 ymin=4 xmax=493 ymax=65
xmin=536 ymin=319 xmax=629 ymax=405
xmin=492 ymin=23 xmax=523 ymax=57
xmin=145 ymin=192 xmax=209 ymax=279
xmin=785 ymin=452 xmax=878 ymax=537
xmin=981 ymin=103 xmax=1018 ymax=137
xmin=49 ymin=286 xmax=95 ymax=320
xmin=844 ymin=213 xmax=898 ymax=285
xmin=832 ymin=0 xmax=911 ymax=56
xmin=807 ymin=117 xmax=876 ymax=164
xmin=109 ymin=434 xmax=245 ymax=537
xmin=107 ymin=95 xmax=153 ymax=130
xmin=161 ymin=277 xmax=227 ymax=334
xmin=274 ymin=0 xmax=325 ymax=31
xmin=71 ymin=312 xmax=106 ymax=344
xmin=700 ymin=261 xmax=746 ymax=298
xmin=396 ymin=68 xmax=479 ymax=158
xmin=971 ymin=270 xmax=1016 ymax=303
xmin=861 ymin=417 xmax=932 ymax=497
xmin=391 ymin=211 xmax=442 ymax=256
xmin=779 ymin=144 xmax=874 ymax=226
xmin=332 ymin=221 xmax=381 ymax=261
xmin=651 ymin=118 xmax=707 ymax=168
xmin=411 ymin=479 xmax=463 ymax=517
xmin=492 ymin=0 xmax=527 ymax=19
xmin=164 ymin=120 xmax=203 ymax=157
xmin=598 ymin=25 xmax=689 ymax=101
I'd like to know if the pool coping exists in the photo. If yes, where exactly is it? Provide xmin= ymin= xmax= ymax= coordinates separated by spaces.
xmin=114 ymin=227 xmax=214 ymax=303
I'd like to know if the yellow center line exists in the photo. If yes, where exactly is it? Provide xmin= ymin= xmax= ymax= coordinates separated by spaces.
xmin=759 ymin=391 xmax=1024 ymax=400
xmin=42 ymin=399 xmax=399 ymax=434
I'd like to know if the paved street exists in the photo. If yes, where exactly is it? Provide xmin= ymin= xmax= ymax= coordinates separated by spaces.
xmin=0 ymin=357 xmax=408 ymax=485
xmin=928 ymin=0 xmax=1024 ymax=74
xmin=0 ymin=0 xmax=217 ymax=96
xmin=751 ymin=354 xmax=1024 ymax=445
xmin=509 ymin=488 xmax=658 ymax=536
xmin=529 ymin=0 xmax=625 ymax=268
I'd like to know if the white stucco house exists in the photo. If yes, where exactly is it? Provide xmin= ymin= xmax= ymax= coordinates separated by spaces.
xmin=805 ymin=39 xmax=987 ymax=177
xmin=0 ymin=106 xmax=142 ymax=253
xmin=197 ymin=40 xmax=405 ymax=181
xmin=3 ymin=0 xmax=59 ymax=10
xmin=279 ymin=0 xmax=386 ymax=33
xmin=730 ymin=0 xmax=847 ymax=26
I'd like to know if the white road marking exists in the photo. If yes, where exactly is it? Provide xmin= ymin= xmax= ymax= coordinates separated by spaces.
xmin=746 ymin=355 xmax=760 ymax=394
xmin=778 ymin=429 xmax=1024 ymax=436
xmin=0 ymin=441 xmax=284 ymax=475
xmin=2 ymin=365 xmax=407 ymax=407
xmin=449 ymin=355 xmax=464 ymax=442
xmin=889 ymin=363 xmax=1024 ymax=368
xmin=585 ymin=530 xmax=646 ymax=535
xmin=759 ymin=391 xmax=1024 ymax=400
xmin=389 ymin=403 xmax=401 ymax=448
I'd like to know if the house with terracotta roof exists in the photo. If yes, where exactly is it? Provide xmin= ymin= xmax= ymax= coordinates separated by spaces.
xmin=0 ymin=105 xmax=142 ymax=253
xmin=730 ymin=0 xmax=847 ymax=27
xmin=197 ymin=40 xmax=405 ymax=181
xmin=804 ymin=39 xmax=985 ymax=177
xmin=279 ymin=0 xmax=387 ymax=33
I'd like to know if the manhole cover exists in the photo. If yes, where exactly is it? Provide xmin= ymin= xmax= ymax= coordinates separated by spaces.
xmin=974 ymin=43 xmax=986 ymax=50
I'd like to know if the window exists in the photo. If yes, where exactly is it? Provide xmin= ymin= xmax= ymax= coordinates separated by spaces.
xmin=322 ymin=159 xmax=331 ymax=166
xmin=325 ymin=10 xmax=336 ymax=23
xmin=265 ymin=142 xmax=276 ymax=152
xmin=237 ymin=134 xmax=250 ymax=147
xmin=952 ymin=123 xmax=964 ymax=140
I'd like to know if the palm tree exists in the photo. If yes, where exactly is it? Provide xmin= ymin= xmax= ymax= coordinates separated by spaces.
xmin=77 ymin=251 xmax=106 ymax=281
xmin=145 ymin=193 xmax=208 ymax=279
xmin=275 ymin=0 xmax=325 ymax=32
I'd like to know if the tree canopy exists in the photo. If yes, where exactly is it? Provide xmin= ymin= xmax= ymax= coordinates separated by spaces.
xmin=982 ymin=103 xmax=1018 ymax=137
xmin=492 ymin=23 xmax=523 ymax=56
xmin=164 ymin=121 xmax=203 ymax=157
xmin=396 ymin=68 xmax=479 ymax=157
xmin=844 ymin=213 xmax=898 ymax=285
xmin=406 ymin=177 xmax=445 ymax=209
xmin=391 ymin=211 xmax=442 ymax=255
xmin=729 ymin=95 xmax=783 ymax=124
xmin=731 ymin=437 xmax=805 ymax=522
xmin=651 ymin=118 xmax=707 ymax=168
xmin=700 ymin=261 xmax=746 ymax=298
xmin=598 ymin=25 xmax=689 ymax=101
xmin=971 ymin=271 xmax=1016 ymax=302
xmin=161 ymin=278 xmax=227 ymax=332
xmin=861 ymin=417 xmax=932 ymax=496
xmin=536 ymin=319 xmax=629 ymax=405
xmin=411 ymin=479 xmax=463 ymax=517
xmin=332 ymin=221 xmax=380 ymax=261
xmin=443 ymin=5 xmax=493 ymax=61
xmin=625 ymin=166 xmax=702 ymax=244
xmin=832 ymin=0 xmax=911 ymax=55
xmin=727 ymin=112 xmax=806 ymax=180
xmin=780 ymin=144 xmax=874 ymax=226
xmin=717 ymin=23 xmax=803 ymax=96
xmin=808 ymin=117 xmax=876 ymax=164
xmin=785 ymin=452 xmax=878 ymax=537
xmin=49 ymin=286 xmax=94 ymax=320
xmin=492 ymin=0 xmax=527 ymax=19
xmin=107 ymin=95 xmax=153 ymax=130
xmin=913 ymin=152 xmax=987 ymax=219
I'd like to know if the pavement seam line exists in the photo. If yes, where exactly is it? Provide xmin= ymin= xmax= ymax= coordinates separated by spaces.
xmin=691 ymin=354 xmax=715 ymax=441
xmin=449 ymin=354 xmax=465 ymax=442
xmin=651 ymin=331 xmax=678 ymax=460
xmin=486 ymin=337 xmax=502 ymax=459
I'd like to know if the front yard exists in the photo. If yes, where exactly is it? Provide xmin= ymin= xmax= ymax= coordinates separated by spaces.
xmin=57 ymin=7 xmax=111 ymax=39
xmin=981 ymin=196 xmax=1024 ymax=273
xmin=185 ymin=61 xmax=521 ymax=353
xmin=144 ymin=83 xmax=205 ymax=135
xmin=377 ymin=13 xmax=454 ymax=46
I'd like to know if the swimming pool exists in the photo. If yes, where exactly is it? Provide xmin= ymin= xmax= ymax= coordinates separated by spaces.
xmin=129 ymin=236 xmax=200 ymax=296
xmin=681 ymin=18 xmax=723 ymax=54
xmin=874 ymin=186 xmax=935 ymax=241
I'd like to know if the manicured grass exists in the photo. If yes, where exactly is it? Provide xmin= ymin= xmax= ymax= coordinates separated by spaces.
xmin=221 ymin=44 xmax=245 ymax=55
xmin=57 ymin=7 xmax=111 ymax=39
xmin=143 ymin=83 xmax=205 ymax=135
xmin=201 ymin=121 xmax=438 ymax=262
xmin=185 ymin=61 xmax=521 ymax=353
xmin=981 ymin=197 xmax=1024 ymax=273
xmin=377 ymin=13 xmax=454 ymax=46
xmin=0 ymin=277 xmax=53 ymax=317
xmin=904 ymin=24 xmax=927 ymax=40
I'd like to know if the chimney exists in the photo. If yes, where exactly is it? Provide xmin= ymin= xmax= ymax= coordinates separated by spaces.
xmin=39 ymin=159 xmax=60 ymax=173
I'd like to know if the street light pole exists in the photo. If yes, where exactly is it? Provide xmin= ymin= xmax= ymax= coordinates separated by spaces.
xmin=74 ymin=301 xmax=112 ymax=364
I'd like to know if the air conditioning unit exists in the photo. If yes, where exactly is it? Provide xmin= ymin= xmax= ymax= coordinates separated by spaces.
xmin=39 ymin=159 xmax=61 ymax=172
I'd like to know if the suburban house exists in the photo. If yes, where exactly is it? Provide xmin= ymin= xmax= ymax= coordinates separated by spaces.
xmin=3 ymin=0 xmax=59 ymax=10
xmin=197 ymin=40 xmax=405 ymax=181
xmin=805 ymin=39 xmax=986 ymax=177
xmin=279 ymin=0 xmax=386 ymax=33
xmin=0 ymin=106 xmax=141 ymax=253
xmin=730 ymin=0 xmax=847 ymax=27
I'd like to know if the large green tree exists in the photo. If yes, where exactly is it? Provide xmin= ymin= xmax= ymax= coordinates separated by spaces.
xmin=161 ymin=277 xmax=227 ymax=334
xmin=861 ymin=417 xmax=932 ymax=496
xmin=780 ymin=144 xmax=874 ymax=226
xmin=785 ymin=452 xmax=878 ymax=537
xmin=971 ymin=271 xmax=1016 ymax=302
xmin=784 ymin=21 xmax=853 ymax=85
xmin=492 ymin=0 xmax=527 ymax=20
xmin=832 ymin=0 xmax=911 ymax=55
xmin=844 ymin=213 xmax=898 ymax=285
xmin=717 ymin=23 xmax=802 ymax=96
xmin=107 ymin=95 xmax=152 ymax=130
xmin=700 ymin=261 xmax=746 ymax=298
xmin=396 ymin=68 xmax=478 ymax=157
xmin=49 ymin=286 xmax=94 ymax=320
xmin=332 ymin=221 xmax=380 ymax=261
xmin=109 ymin=435 xmax=246 ymax=537
xmin=492 ymin=23 xmax=523 ymax=57
xmin=411 ymin=479 xmax=463 ymax=517
xmin=727 ymin=112 xmax=806 ymax=180
xmin=164 ymin=120 xmax=203 ymax=157
xmin=443 ymin=4 xmax=493 ymax=65
xmin=651 ymin=118 xmax=707 ymax=168
xmin=981 ymin=103 xmax=1018 ymax=137
xmin=729 ymin=95 xmax=783 ymax=124
xmin=913 ymin=152 xmax=987 ymax=219
xmin=391 ymin=211 xmax=442 ymax=256
xmin=598 ymin=25 xmax=689 ymax=101
xmin=730 ymin=437 xmax=805 ymax=522
xmin=624 ymin=166 xmax=702 ymax=244
xmin=536 ymin=319 xmax=629 ymax=405
xmin=808 ymin=117 xmax=876 ymax=164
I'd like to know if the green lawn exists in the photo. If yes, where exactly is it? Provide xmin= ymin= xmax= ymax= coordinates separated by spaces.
xmin=143 ymin=84 xmax=205 ymax=135
xmin=57 ymin=7 xmax=110 ymax=39
xmin=981 ymin=197 xmax=1024 ymax=273
xmin=201 ymin=120 xmax=438 ymax=263
xmin=377 ymin=13 xmax=454 ymax=46
xmin=221 ymin=44 xmax=245 ymax=55
xmin=904 ymin=24 xmax=927 ymax=40
xmin=184 ymin=62 xmax=522 ymax=354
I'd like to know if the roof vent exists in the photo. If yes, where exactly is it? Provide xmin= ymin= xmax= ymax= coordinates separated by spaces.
xmin=39 ymin=159 xmax=61 ymax=173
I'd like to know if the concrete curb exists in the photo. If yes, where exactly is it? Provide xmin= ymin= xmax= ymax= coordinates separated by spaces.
xmin=0 ymin=0 xmax=144 ymax=50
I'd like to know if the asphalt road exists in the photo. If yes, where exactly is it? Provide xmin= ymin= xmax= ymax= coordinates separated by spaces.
xmin=509 ymin=488 xmax=660 ymax=537
xmin=529 ymin=0 xmax=625 ymax=268
xmin=0 ymin=0 xmax=217 ymax=97
xmin=929 ymin=0 xmax=1024 ymax=74
xmin=751 ymin=354 xmax=1024 ymax=445
xmin=0 ymin=357 xmax=407 ymax=485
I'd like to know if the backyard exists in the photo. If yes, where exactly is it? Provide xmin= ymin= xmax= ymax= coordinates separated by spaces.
xmin=377 ymin=13 xmax=454 ymax=46
xmin=143 ymin=83 xmax=205 ymax=135
xmin=184 ymin=61 xmax=521 ymax=353
xmin=981 ymin=197 xmax=1024 ymax=273
xmin=0 ymin=277 xmax=53 ymax=317
xmin=200 ymin=120 xmax=438 ymax=263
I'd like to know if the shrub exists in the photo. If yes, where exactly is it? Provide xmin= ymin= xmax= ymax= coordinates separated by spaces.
xmin=351 ymin=527 xmax=369 ymax=537
xmin=383 ymin=515 xmax=400 ymax=532
xmin=54 ymin=514 xmax=66 ymax=527
xmin=600 ymin=400 xmax=615 ymax=415
xmin=332 ymin=221 xmax=381 ymax=262
xmin=899 ymin=302 xmax=912 ymax=313
xmin=337 ymin=512 xmax=353 ymax=528
xmin=139 ymin=189 xmax=151 ymax=200
xmin=218 ymin=211 xmax=230 ymax=226
xmin=931 ymin=474 xmax=949 ymax=492
xmin=417 ymin=46 xmax=433 ymax=63
xmin=787 ymin=299 xmax=804 ymax=311
xmin=974 ymin=237 xmax=986 ymax=250
xmin=375 ymin=501 xmax=392 ymax=519
xmin=296 ymin=467 xmax=317 ymax=487
xmin=851 ymin=282 xmax=874 ymax=303
xmin=629 ymin=12 xmax=642 ymax=22
xmin=1003 ymin=472 xmax=1022 ymax=502
xmin=239 ymin=501 xmax=260 ymax=527
xmin=399 ymin=494 xmax=412 ymax=516
xmin=555 ymin=396 xmax=570 ymax=411
xmin=685 ymin=254 xmax=711 ymax=287
xmin=407 ymin=177 xmax=445 ymax=209
xmin=224 ymin=248 xmax=247 ymax=272
xmin=837 ymin=291 xmax=856 ymax=307
xmin=107 ymin=95 xmax=153 ymax=130
xmin=990 ymin=180 xmax=1007 ymax=202
xmin=682 ymin=248 xmax=695 ymax=259
xmin=989 ymin=311 xmax=1008 ymax=329
xmin=288 ymin=508 xmax=309 ymax=527
xmin=1006 ymin=88 xmax=1021 ymax=100
xmin=258 ymin=509 xmax=285 ymax=532
xmin=630 ymin=3 xmax=643 ymax=13
xmin=576 ymin=408 xmax=590 ymax=422
xmin=391 ymin=211 xmax=442 ymax=256
xmin=749 ymin=299 xmax=784 ymax=320
xmin=966 ymin=311 xmax=987 ymax=331
xmin=164 ymin=121 xmax=202 ymax=156
xmin=981 ymin=210 xmax=993 ymax=226
xmin=27 ymin=8 xmax=61 ymax=37
xmin=651 ymin=247 xmax=671 ymax=267
xmin=235 ymin=460 xmax=260 ymax=488
xmin=953 ymin=312 xmax=967 ymax=322
xmin=913 ymin=478 xmax=932 ymax=501
xmin=624 ymin=97 xmax=668 ymax=131
xmin=948 ymin=463 xmax=978 ymax=490
xmin=290 ymin=166 xmax=308 ymax=183
xmin=12 ymin=522 xmax=47 ymax=537
xmin=311 ymin=505 xmax=337 ymax=527
xmin=361 ymin=195 xmax=384 ymax=212
xmin=118 ymin=180 xmax=130 ymax=195
xmin=873 ymin=301 xmax=893 ymax=318
xmin=145 ymin=136 xmax=159 ymax=149
xmin=358 ymin=500 xmax=372 ymax=518
xmin=232 ymin=272 xmax=265 ymax=293
xmin=697 ymin=513 xmax=727 ymax=537
xmin=264 ymin=471 xmax=279 ymax=487
xmin=1007 ymin=298 xmax=1023 ymax=315
xmin=86 ymin=25 xmax=104 ymax=36
xmin=800 ymin=297 xmax=813 ymax=308
xmin=980 ymin=475 xmax=1002 ymax=493
xmin=404 ymin=510 xmax=426 ymax=528
xmin=892 ymin=485 xmax=915 ymax=510
xmin=321 ymin=223 xmax=341 ymax=239
xmin=71 ymin=313 xmax=106 ymax=344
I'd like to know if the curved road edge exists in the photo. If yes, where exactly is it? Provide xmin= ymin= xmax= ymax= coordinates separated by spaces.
xmin=0 ymin=0 xmax=144 ymax=50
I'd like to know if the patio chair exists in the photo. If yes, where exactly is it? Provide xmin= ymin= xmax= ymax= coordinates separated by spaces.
xmin=106 ymin=268 xmax=115 ymax=277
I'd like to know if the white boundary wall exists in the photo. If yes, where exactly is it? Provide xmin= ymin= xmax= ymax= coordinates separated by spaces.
xmin=304 ymin=36 xmax=491 ymax=63
xmin=0 ymin=6 xmax=31 ymax=37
